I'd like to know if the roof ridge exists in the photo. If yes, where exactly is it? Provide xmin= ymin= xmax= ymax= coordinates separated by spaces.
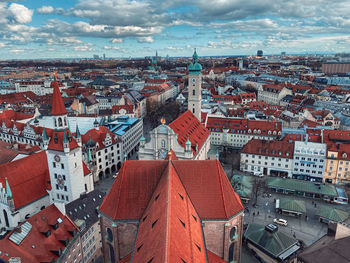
xmin=165 ymin=161 xmax=172 ymax=262
xmin=215 ymin=160 xmax=228 ymax=218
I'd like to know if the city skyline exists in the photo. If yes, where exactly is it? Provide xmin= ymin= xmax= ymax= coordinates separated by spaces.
xmin=1 ymin=0 xmax=350 ymax=59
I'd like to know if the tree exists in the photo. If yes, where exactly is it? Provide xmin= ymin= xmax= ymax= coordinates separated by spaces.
xmin=252 ymin=176 xmax=266 ymax=206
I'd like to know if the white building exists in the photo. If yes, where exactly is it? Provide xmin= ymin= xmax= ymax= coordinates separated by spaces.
xmin=206 ymin=116 xmax=282 ymax=149
xmin=240 ymin=139 xmax=294 ymax=177
xmin=292 ymin=140 xmax=327 ymax=182
xmin=139 ymin=111 xmax=210 ymax=160
xmin=82 ymin=123 xmax=122 ymax=181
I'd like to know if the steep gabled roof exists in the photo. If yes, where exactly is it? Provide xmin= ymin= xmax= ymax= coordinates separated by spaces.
xmin=99 ymin=160 xmax=244 ymax=221
xmin=51 ymin=81 xmax=67 ymax=116
xmin=48 ymin=130 xmax=79 ymax=152
xmin=132 ymin=162 xmax=207 ymax=262
xmin=0 ymin=151 xmax=50 ymax=209
xmin=99 ymin=161 xmax=168 ymax=220
xmin=169 ymin=110 xmax=210 ymax=155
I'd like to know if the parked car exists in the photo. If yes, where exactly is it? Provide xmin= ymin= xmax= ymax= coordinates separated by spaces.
xmin=273 ymin=218 xmax=288 ymax=226
xmin=253 ymin=171 xmax=264 ymax=177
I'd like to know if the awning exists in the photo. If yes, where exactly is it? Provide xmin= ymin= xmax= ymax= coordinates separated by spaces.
xmin=278 ymin=244 xmax=300 ymax=260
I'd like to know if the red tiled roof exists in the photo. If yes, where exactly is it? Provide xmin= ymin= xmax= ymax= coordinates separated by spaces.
xmin=82 ymin=126 xmax=118 ymax=149
xmin=51 ymin=81 xmax=67 ymax=116
xmin=169 ymin=110 xmax=210 ymax=155
xmin=48 ymin=130 xmax=79 ymax=152
xmin=0 ymin=141 xmax=41 ymax=165
xmin=0 ymin=151 xmax=50 ymax=209
xmin=0 ymin=110 xmax=34 ymax=121
xmin=112 ymin=104 xmax=134 ymax=114
xmin=82 ymin=161 xmax=91 ymax=175
xmin=132 ymin=162 xmax=207 ymax=262
xmin=99 ymin=160 xmax=244 ymax=220
xmin=0 ymin=204 xmax=78 ymax=263
xmin=206 ymin=117 xmax=282 ymax=137
xmin=299 ymin=119 xmax=320 ymax=128
xmin=327 ymin=143 xmax=350 ymax=160
xmin=241 ymin=139 xmax=294 ymax=159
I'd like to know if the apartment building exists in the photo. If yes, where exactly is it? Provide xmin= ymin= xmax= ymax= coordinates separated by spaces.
xmin=324 ymin=144 xmax=350 ymax=185
xmin=292 ymin=140 xmax=327 ymax=182
xmin=240 ymin=139 xmax=294 ymax=177
xmin=206 ymin=116 xmax=282 ymax=149
xmin=258 ymin=84 xmax=292 ymax=105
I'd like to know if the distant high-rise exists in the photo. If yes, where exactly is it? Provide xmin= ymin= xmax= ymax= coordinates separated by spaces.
xmin=257 ymin=50 xmax=263 ymax=57
xmin=281 ymin=52 xmax=286 ymax=56
xmin=239 ymin=59 xmax=244 ymax=70
xmin=103 ymin=53 xmax=106 ymax=60
xmin=93 ymin=54 xmax=100 ymax=59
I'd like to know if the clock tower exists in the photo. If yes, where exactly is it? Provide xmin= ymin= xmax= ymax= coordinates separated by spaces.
xmin=46 ymin=82 xmax=93 ymax=204
xmin=188 ymin=49 xmax=202 ymax=121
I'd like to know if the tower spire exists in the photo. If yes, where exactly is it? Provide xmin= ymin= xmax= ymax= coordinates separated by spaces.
xmin=5 ymin=178 xmax=12 ymax=200
xmin=51 ymin=81 xmax=67 ymax=116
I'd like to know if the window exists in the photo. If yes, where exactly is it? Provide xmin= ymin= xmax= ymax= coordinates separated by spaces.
xmin=192 ymin=90 xmax=195 ymax=96
xmin=53 ymin=162 xmax=56 ymax=168
xmin=61 ymin=163 xmax=64 ymax=169
xmin=106 ymin=228 xmax=113 ymax=242
xmin=230 ymin=226 xmax=237 ymax=241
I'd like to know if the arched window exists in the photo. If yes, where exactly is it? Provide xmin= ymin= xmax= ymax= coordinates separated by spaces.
xmin=230 ymin=226 xmax=237 ymax=241
xmin=108 ymin=243 xmax=115 ymax=263
xmin=229 ymin=243 xmax=235 ymax=262
xmin=161 ymin=140 xmax=166 ymax=149
xmin=192 ymin=90 xmax=195 ymax=96
xmin=107 ymin=227 xmax=113 ymax=242
xmin=58 ymin=117 xmax=63 ymax=127
xmin=64 ymin=117 xmax=67 ymax=126
xmin=54 ymin=119 xmax=57 ymax=127
xmin=193 ymin=108 xmax=195 ymax=114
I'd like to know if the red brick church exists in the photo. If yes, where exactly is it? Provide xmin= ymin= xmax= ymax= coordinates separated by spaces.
xmin=98 ymin=153 xmax=244 ymax=262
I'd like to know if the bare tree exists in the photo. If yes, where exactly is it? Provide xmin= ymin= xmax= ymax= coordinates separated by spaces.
xmin=252 ymin=177 xmax=266 ymax=206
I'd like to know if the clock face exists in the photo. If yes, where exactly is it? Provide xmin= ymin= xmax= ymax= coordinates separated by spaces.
xmin=192 ymin=78 xmax=196 ymax=83
xmin=54 ymin=155 xmax=60 ymax=162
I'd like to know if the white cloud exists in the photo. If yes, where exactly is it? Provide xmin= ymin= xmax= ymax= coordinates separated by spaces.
xmin=73 ymin=45 xmax=94 ymax=52
xmin=103 ymin=45 xmax=120 ymax=50
xmin=0 ymin=42 xmax=5 ymax=47
xmin=10 ymin=49 xmax=25 ymax=53
xmin=8 ymin=3 xmax=33 ymax=24
xmin=111 ymin=38 xmax=123 ymax=43
xmin=37 ymin=6 xmax=54 ymax=14
xmin=137 ymin=36 xmax=153 ymax=43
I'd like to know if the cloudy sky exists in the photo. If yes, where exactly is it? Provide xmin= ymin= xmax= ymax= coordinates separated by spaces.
xmin=1 ymin=0 xmax=350 ymax=59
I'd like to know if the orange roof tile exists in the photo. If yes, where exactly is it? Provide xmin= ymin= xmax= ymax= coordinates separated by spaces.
xmin=99 ymin=160 xmax=243 ymax=221
xmin=169 ymin=111 xmax=210 ymax=155
xmin=0 ymin=204 xmax=77 ymax=263
xmin=132 ymin=162 xmax=207 ymax=263
xmin=51 ymin=81 xmax=67 ymax=116
xmin=0 ymin=151 xmax=50 ymax=209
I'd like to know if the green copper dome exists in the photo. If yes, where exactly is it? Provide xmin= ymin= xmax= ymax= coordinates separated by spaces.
xmin=188 ymin=49 xmax=202 ymax=73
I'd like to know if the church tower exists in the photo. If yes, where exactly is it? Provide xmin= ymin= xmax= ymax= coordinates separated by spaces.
xmin=46 ymin=82 xmax=93 ymax=204
xmin=188 ymin=49 xmax=202 ymax=121
xmin=51 ymin=81 xmax=69 ymax=130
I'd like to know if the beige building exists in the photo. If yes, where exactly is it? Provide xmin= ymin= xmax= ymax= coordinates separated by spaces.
xmin=258 ymin=84 xmax=293 ymax=105
xmin=324 ymin=144 xmax=350 ymax=185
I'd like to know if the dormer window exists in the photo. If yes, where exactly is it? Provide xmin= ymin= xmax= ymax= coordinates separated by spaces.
xmin=343 ymin=153 xmax=347 ymax=159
